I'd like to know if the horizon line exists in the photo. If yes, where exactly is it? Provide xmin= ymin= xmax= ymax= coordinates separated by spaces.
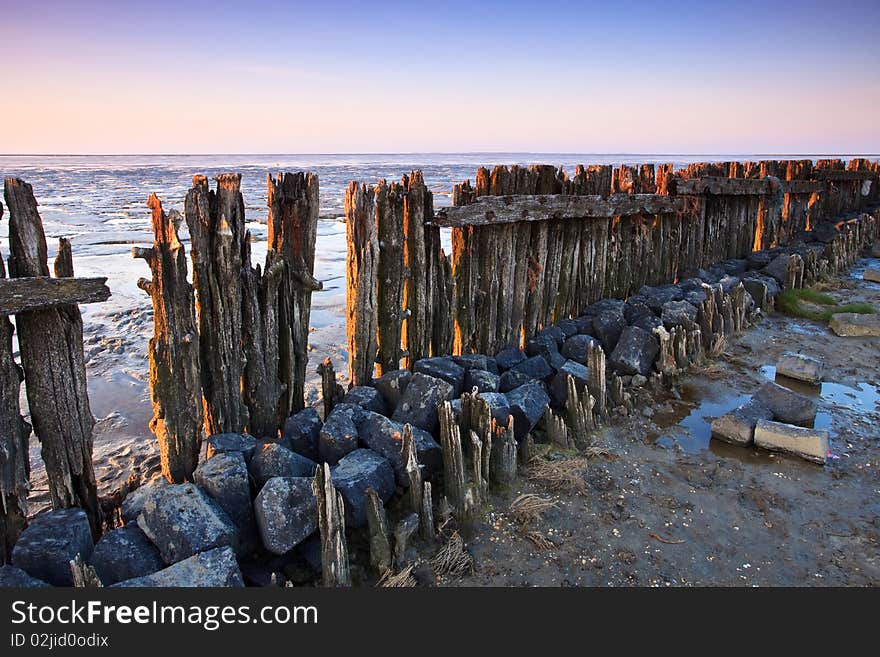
xmin=2 ymin=151 xmax=879 ymax=158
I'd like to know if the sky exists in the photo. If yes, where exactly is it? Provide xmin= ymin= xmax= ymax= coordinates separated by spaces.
xmin=1 ymin=0 xmax=879 ymax=154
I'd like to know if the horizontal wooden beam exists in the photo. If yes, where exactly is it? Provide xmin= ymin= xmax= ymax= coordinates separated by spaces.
xmin=432 ymin=194 xmax=689 ymax=227
xmin=0 ymin=277 xmax=110 ymax=315
xmin=782 ymin=180 xmax=826 ymax=194
xmin=672 ymin=177 xmax=778 ymax=196
xmin=812 ymin=170 xmax=877 ymax=181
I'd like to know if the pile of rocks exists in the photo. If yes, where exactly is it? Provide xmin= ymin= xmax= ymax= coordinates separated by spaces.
xmin=711 ymin=352 xmax=829 ymax=464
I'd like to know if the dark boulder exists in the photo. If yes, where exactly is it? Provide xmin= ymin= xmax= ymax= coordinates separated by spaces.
xmin=89 ymin=526 xmax=165 ymax=585
xmin=318 ymin=403 xmax=362 ymax=465
xmin=358 ymin=412 xmax=442 ymax=485
xmin=499 ymin=369 xmax=535 ymax=392
xmin=624 ymin=301 xmax=655 ymax=324
xmin=586 ymin=298 xmax=626 ymax=317
xmin=195 ymin=451 xmax=259 ymax=552
xmin=549 ymin=360 xmax=590 ymax=406
xmin=114 ymin=547 xmax=244 ymax=588
xmin=372 ymin=369 xmax=412 ymax=411
xmin=465 ymin=368 xmax=500 ymax=393
xmin=555 ymin=318 xmax=579 ymax=339
xmin=11 ymin=508 xmax=93 ymax=586
xmin=609 ymin=326 xmax=659 ymax=376
xmin=452 ymin=353 xmax=489 ymax=371
xmin=638 ymin=284 xmax=684 ymax=313
xmin=510 ymin=355 xmax=553 ymax=381
xmin=661 ymin=300 xmax=699 ymax=329
xmin=505 ymin=381 xmax=550 ymax=441
xmin=206 ymin=432 xmax=257 ymax=463
xmin=754 ymin=382 xmax=818 ymax=427
xmin=561 ymin=334 xmax=596 ymax=365
xmin=391 ymin=372 xmax=454 ymax=433
xmin=121 ymin=477 xmax=167 ymax=526
xmin=476 ymin=392 xmax=511 ymax=426
xmin=0 ymin=565 xmax=49 ymax=587
xmin=525 ymin=334 xmax=559 ymax=361
xmin=250 ymin=442 xmax=318 ymax=488
xmin=254 ymin=477 xmax=317 ymax=555
xmin=763 ymin=253 xmax=792 ymax=285
xmin=633 ymin=313 xmax=663 ymax=332
xmin=281 ymin=407 xmax=322 ymax=461
xmin=136 ymin=483 xmax=238 ymax=564
xmin=331 ymin=449 xmax=395 ymax=528
xmin=592 ymin=310 xmax=627 ymax=353
xmin=539 ymin=325 xmax=566 ymax=348
xmin=413 ymin=357 xmax=465 ymax=397
xmin=341 ymin=386 xmax=388 ymax=415
xmin=495 ymin=347 xmax=526 ymax=371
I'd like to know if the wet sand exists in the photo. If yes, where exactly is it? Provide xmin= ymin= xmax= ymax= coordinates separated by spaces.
xmin=446 ymin=259 xmax=880 ymax=586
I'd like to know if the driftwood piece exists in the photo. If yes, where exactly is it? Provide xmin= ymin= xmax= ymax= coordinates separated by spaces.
xmin=0 ymin=277 xmax=110 ymax=315
xmin=184 ymin=174 xmax=248 ymax=436
xmin=317 ymin=357 xmax=344 ymax=420
xmin=133 ymin=194 xmax=203 ymax=484
xmin=438 ymin=402 xmax=466 ymax=516
xmin=402 ymin=424 xmax=423 ymax=517
xmin=70 ymin=554 xmax=102 ymax=587
xmin=345 ymin=182 xmax=378 ymax=386
xmin=434 ymin=194 xmax=687 ymax=227
xmin=544 ymin=408 xmax=572 ymax=450
xmin=313 ymin=463 xmax=351 ymax=587
xmin=5 ymin=178 xmax=102 ymax=537
xmin=364 ymin=487 xmax=392 ymax=574
xmin=421 ymin=481 xmax=435 ymax=541
xmin=490 ymin=416 xmax=517 ymax=487
xmin=0 ymin=204 xmax=30 ymax=561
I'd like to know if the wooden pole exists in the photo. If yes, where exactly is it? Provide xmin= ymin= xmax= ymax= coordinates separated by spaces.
xmin=345 ymin=182 xmax=378 ymax=386
xmin=133 ymin=194 xmax=203 ymax=485
xmin=4 ymin=178 xmax=102 ymax=538
xmin=0 ymin=200 xmax=30 ymax=561
xmin=313 ymin=462 xmax=351 ymax=587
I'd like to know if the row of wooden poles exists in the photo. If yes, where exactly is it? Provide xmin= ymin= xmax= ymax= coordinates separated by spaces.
xmin=0 ymin=174 xmax=320 ymax=558
xmin=346 ymin=158 xmax=880 ymax=380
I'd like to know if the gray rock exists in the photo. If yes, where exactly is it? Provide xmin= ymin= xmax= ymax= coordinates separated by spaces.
xmin=391 ymin=372 xmax=454 ymax=433
xmin=12 ymin=508 xmax=93 ymax=586
xmin=586 ymin=298 xmax=626 ymax=317
xmin=499 ymin=369 xmax=535 ymax=392
xmin=754 ymin=420 xmax=829 ymax=464
xmin=331 ymin=449 xmax=395 ymax=528
xmin=0 ymin=565 xmax=49 ymax=587
xmin=505 ymin=381 xmax=550 ymax=441
xmin=452 ymin=353 xmax=489 ymax=371
xmin=638 ymin=284 xmax=684 ymax=313
xmin=358 ymin=412 xmax=442 ymax=485
xmin=574 ymin=314 xmax=596 ymax=334
xmin=206 ymin=433 xmax=258 ymax=463
xmin=372 ymin=369 xmax=412 ymax=411
xmin=319 ymin=404 xmax=361 ymax=465
xmin=464 ymin=368 xmax=500 ymax=393
xmin=539 ymin=325 xmax=566 ymax=348
xmin=549 ymin=360 xmax=590 ymax=406
xmin=195 ymin=451 xmax=258 ymax=552
xmin=250 ymin=442 xmax=318 ymax=488
xmin=754 ymin=382 xmax=817 ymax=427
xmin=661 ymin=300 xmax=699 ymax=329
xmin=413 ymin=357 xmax=465 ymax=396
xmin=510 ymin=355 xmax=553 ymax=380
xmin=624 ymin=301 xmax=655 ymax=324
xmin=561 ymin=334 xmax=596 ymax=364
xmin=476 ymin=392 xmax=511 ymax=426
xmin=555 ymin=318 xmax=579 ymax=338
xmin=829 ymin=313 xmax=880 ymax=337
xmin=710 ymin=399 xmax=773 ymax=446
xmin=114 ymin=547 xmax=244 ymax=587
xmin=281 ymin=408 xmax=322 ymax=461
xmin=121 ymin=477 xmax=167 ymax=526
xmin=592 ymin=310 xmax=627 ymax=353
xmin=678 ymin=277 xmax=705 ymax=292
xmin=609 ymin=326 xmax=659 ymax=376
xmin=763 ymin=253 xmax=791 ymax=284
xmin=633 ymin=313 xmax=663 ymax=332
xmin=776 ymin=352 xmax=825 ymax=384
xmin=89 ymin=526 xmax=165 ymax=585
xmin=495 ymin=347 xmax=527 ymax=371
xmin=341 ymin=386 xmax=388 ymax=415
xmin=137 ymin=483 xmax=238 ymax=564
xmin=525 ymin=334 xmax=559 ymax=361
xmin=254 ymin=477 xmax=317 ymax=555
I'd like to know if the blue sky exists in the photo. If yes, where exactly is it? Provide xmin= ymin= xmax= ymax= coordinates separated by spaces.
xmin=2 ymin=0 xmax=879 ymax=153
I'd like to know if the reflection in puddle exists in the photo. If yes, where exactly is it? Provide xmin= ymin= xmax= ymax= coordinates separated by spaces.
xmin=652 ymin=367 xmax=878 ymax=455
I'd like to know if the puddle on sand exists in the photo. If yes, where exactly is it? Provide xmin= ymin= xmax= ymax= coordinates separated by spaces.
xmin=651 ymin=366 xmax=879 ymax=456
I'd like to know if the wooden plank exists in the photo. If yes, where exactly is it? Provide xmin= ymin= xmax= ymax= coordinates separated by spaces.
xmin=782 ymin=179 xmax=825 ymax=194
xmin=672 ymin=177 xmax=778 ymax=196
xmin=812 ymin=169 xmax=876 ymax=181
xmin=0 ymin=276 xmax=109 ymax=315
xmin=433 ymin=194 xmax=687 ymax=227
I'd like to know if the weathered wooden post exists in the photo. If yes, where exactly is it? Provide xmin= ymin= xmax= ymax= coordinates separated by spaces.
xmin=402 ymin=171 xmax=433 ymax=367
xmin=184 ymin=174 xmax=249 ymax=436
xmin=4 ymin=178 xmax=103 ymax=537
xmin=313 ymin=462 xmax=351 ymax=587
xmin=375 ymin=180 xmax=405 ymax=374
xmin=316 ymin=357 xmax=344 ymax=420
xmin=134 ymin=194 xmax=203 ymax=484
xmin=364 ymin=487 xmax=392 ymax=574
xmin=0 ymin=201 xmax=31 ymax=562
xmin=345 ymin=182 xmax=379 ymax=386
